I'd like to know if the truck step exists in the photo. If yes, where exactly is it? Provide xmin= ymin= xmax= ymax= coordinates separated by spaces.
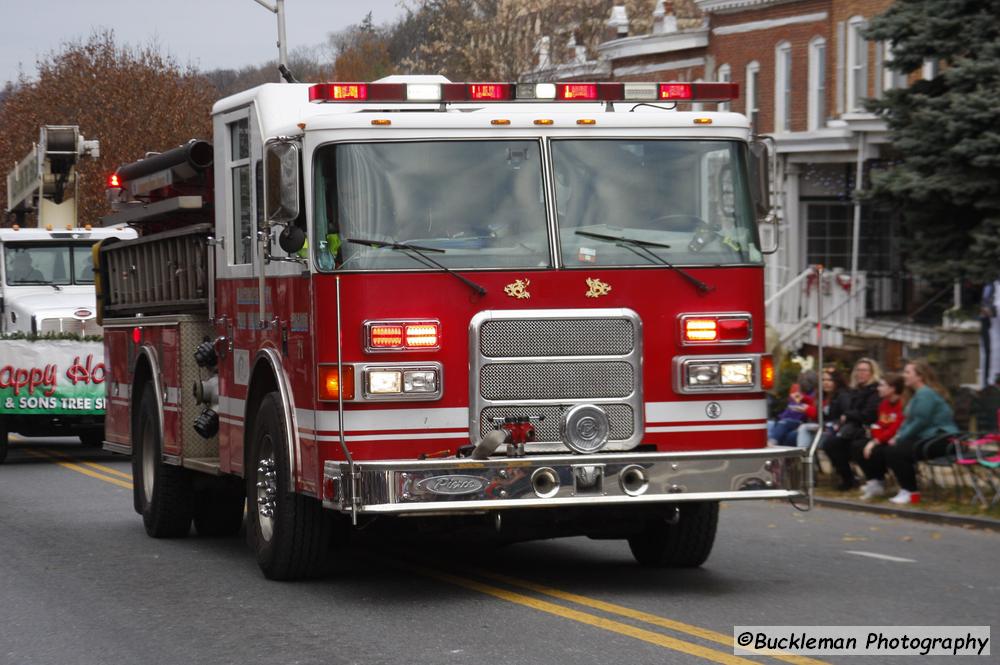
xmin=183 ymin=457 xmax=222 ymax=475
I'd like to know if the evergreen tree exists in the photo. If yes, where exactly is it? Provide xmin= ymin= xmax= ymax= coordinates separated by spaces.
xmin=866 ymin=0 xmax=1000 ymax=283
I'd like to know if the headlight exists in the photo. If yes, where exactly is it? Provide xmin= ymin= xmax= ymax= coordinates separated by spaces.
xmin=403 ymin=370 xmax=437 ymax=393
xmin=720 ymin=361 xmax=753 ymax=386
xmin=368 ymin=370 xmax=403 ymax=394
xmin=677 ymin=356 xmax=759 ymax=393
xmin=687 ymin=362 xmax=720 ymax=386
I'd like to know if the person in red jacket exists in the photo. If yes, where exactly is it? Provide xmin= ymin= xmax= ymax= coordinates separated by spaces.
xmin=854 ymin=373 xmax=905 ymax=500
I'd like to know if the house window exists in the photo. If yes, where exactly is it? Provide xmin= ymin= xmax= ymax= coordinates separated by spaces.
xmin=745 ymin=61 xmax=760 ymax=132
xmin=880 ymin=42 xmax=906 ymax=92
xmin=808 ymin=37 xmax=827 ymax=130
xmin=717 ymin=63 xmax=731 ymax=112
xmin=228 ymin=118 xmax=252 ymax=265
xmin=922 ymin=58 xmax=939 ymax=80
xmin=846 ymin=16 xmax=868 ymax=111
xmin=805 ymin=200 xmax=903 ymax=313
xmin=775 ymin=42 xmax=792 ymax=132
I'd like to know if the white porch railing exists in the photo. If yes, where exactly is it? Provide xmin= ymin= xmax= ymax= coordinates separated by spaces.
xmin=765 ymin=266 xmax=867 ymax=349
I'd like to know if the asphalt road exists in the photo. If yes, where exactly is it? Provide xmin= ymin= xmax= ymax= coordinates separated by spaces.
xmin=1 ymin=436 xmax=995 ymax=665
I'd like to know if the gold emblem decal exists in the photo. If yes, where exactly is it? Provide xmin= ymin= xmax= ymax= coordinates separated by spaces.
xmin=585 ymin=278 xmax=612 ymax=298
xmin=504 ymin=278 xmax=531 ymax=299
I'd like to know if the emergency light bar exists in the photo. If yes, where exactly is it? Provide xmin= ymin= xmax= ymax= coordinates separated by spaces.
xmin=309 ymin=81 xmax=738 ymax=104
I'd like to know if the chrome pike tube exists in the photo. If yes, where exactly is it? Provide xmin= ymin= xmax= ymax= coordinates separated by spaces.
xmin=335 ymin=276 xmax=357 ymax=523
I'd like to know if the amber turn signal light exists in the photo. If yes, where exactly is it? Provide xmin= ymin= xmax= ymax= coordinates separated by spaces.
xmin=760 ymin=354 xmax=775 ymax=390
xmin=318 ymin=365 xmax=355 ymax=401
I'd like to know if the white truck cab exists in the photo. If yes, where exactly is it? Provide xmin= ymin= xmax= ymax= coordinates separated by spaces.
xmin=0 ymin=226 xmax=135 ymax=336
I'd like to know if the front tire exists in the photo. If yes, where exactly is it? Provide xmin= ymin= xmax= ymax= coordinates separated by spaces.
xmin=246 ymin=392 xmax=332 ymax=580
xmin=628 ymin=502 xmax=719 ymax=568
xmin=132 ymin=384 xmax=193 ymax=537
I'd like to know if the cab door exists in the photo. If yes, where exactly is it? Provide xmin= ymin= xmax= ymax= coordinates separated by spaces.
xmin=213 ymin=105 xmax=262 ymax=474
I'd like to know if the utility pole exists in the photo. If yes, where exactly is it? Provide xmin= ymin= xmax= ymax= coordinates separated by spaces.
xmin=253 ymin=0 xmax=288 ymax=82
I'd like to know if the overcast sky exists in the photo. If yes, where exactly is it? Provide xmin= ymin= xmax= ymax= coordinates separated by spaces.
xmin=0 ymin=0 xmax=407 ymax=85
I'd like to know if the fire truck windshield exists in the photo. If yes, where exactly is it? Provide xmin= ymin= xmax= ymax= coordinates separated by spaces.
xmin=314 ymin=140 xmax=550 ymax=270
xmin=553 ymin=139 xmax=762 ymax=267
xmin=312 ymin=138 xmax=761 ymax=272
xmin=3 ymin=243 xmax=96 ymax=286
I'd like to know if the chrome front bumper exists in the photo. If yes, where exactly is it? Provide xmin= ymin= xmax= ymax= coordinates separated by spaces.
xmin=322 ymin=447 xmax=807 ymax=515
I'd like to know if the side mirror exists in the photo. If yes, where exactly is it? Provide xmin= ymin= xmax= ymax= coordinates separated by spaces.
xmin=265 ymin=141 xmax=300 ymax=224
xmin=748 ymin=140 xmax=771 ymax=221
xmin=278 ymin=224 xmax=306 ymax=255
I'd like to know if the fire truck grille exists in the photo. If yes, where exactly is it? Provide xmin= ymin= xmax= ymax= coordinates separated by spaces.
xmin=480 ymin=361 xmax=633 ymax=401
xmin=479 ymin=404 xmax=635 ymax=442
xmin=471 ymin=309 xmax=643 ymax=451
xmin=480 ymin=318 xmax=634 ymax=357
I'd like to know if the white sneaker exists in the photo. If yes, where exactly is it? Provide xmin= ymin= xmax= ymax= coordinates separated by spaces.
xmin=889 ymin=489 xmax=913 ymax=505
xmin=860 ymin=480 xmax=885 ymax=500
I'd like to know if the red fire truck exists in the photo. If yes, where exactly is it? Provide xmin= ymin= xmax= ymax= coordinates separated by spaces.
xmin=98 ymin=76 xmax=809 ymax=580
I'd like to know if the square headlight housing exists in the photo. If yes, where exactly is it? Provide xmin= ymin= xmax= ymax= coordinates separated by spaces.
xmin=675 ymin=356 xmax=759 ymax=393
xmin=361 ymin=363 xmax=443 ymax=400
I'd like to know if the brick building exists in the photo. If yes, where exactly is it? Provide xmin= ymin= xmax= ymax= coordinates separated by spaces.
xmin=524 ymin=0 xmax=918 ymax=338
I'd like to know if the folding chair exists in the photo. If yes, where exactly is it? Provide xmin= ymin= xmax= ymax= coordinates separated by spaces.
xmin=964 ymin=432 xmax=1000 ymax=507
xmin=916 ymin=433 xmax=967 ymax=502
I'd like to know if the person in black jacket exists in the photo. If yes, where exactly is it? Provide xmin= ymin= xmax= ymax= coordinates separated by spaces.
xmin=810 ymin=367 xmax=851 ymax=441
xmin=822 ymin=358 xmax=882 ymax=490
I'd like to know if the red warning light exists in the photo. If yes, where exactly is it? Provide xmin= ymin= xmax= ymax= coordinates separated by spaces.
xmin=659 ymin=84 xmax=693 ymax=100
xmin=108 ymin=173 xmax=121 ymax=188
xmin=468 ymin=84 xmax=512 ymax=100
xmin=558 ymin=84 xmax=598 ymax=100
xmin=309 ymin=83 xmax=369 ymax=102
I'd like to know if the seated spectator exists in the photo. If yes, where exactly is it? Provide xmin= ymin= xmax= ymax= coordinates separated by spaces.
xmin=767 ymin=370 xmax=817 ymax=446
xmin=884 ymin=360 xmax=959 ymax=505
xmin=823 ymin=358 xmax=882 ymax=491
xmin=854 ymin=373 xmax=905 ymax=500
xmin=801 ymin=367 xmax=851 ymax=449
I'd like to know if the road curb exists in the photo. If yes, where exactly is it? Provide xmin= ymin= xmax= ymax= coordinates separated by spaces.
xmin=812 ymin=497 xmax=1000 ymax=532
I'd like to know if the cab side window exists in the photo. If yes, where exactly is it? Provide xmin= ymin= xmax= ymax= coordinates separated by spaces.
xmin=228 ymin=118 xmax=252 ymax=265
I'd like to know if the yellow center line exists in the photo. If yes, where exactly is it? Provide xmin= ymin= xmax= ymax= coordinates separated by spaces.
xmin=395 ymin=560 xmax=761 ymax=665
xmin=25 ymin=449 xmax=134 ymax=490
xmin=40 ymin=449 xmax=134 ymax=480
xmin=80 ymin=462 xmax=133 ymax=480
xmin=469 ymin=568 xmax=832 ymax=665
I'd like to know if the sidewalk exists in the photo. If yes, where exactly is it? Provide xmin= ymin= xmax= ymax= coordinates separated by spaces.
xmin=812 ymin=493 xmax=1000 ymax=532
xmin=806 ymin=452 xmax=1000 ymax=530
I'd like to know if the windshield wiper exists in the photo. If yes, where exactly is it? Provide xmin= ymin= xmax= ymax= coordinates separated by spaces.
xmin=12 ymin=280 xmax=62 ymax=291
xmin=346 ymin=238 xmax=487 ymax=296
xmin=575 ymin=230 xmax=713 ymax=294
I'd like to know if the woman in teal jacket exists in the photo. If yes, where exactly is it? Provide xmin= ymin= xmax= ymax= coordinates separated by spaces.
xmin=885 ymin=360 xmax=958 ymax=504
